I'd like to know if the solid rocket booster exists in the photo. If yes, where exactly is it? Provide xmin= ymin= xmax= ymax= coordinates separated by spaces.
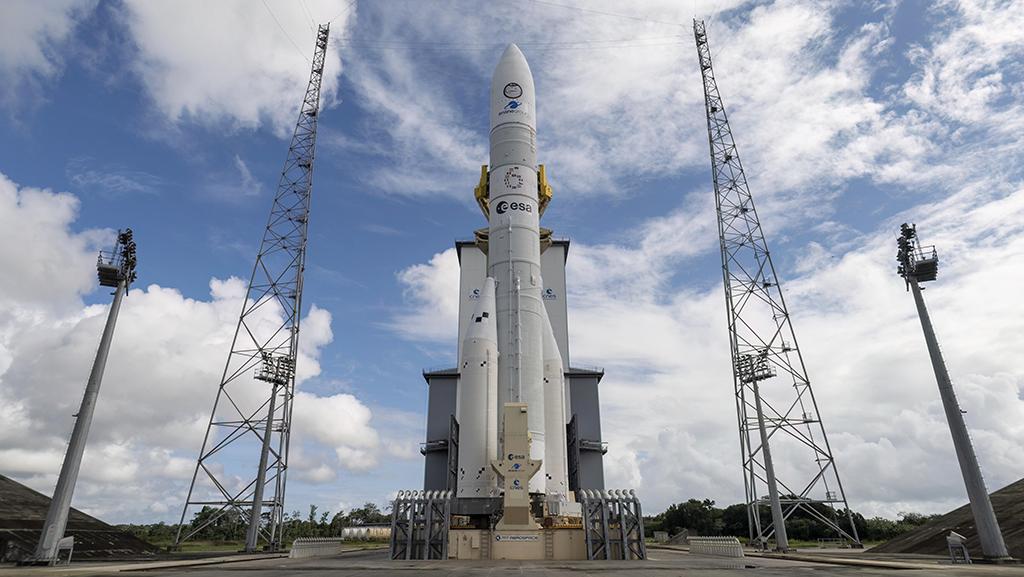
xmin=541 ymin=303 xmax=569 ymax=501
xmin=489 ymin=44 xmax=547 ymax=493
xmin=456 ymin=277 xmax=499 ymax=498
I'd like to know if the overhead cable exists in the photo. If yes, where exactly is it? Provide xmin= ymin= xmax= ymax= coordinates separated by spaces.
xmin=261 ymin=0 xmax=312 ymax=64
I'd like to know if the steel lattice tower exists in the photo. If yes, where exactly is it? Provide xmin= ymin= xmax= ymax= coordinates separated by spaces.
xmin=694 ymin=20 xmax=860 ymax=549
xmin=176 ymin=24 xmax=329 ymax=552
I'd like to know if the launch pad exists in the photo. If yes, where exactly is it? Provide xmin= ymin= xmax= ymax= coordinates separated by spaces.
xmin=388 ymin=44 xmax=645 ymax=561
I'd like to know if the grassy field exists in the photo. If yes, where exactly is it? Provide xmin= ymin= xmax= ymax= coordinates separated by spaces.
xmin=647 ymin=537 xmax=883 ymax=550
xmin=149 ymin=538 xmax=391 ymax=554
xmin=150 ymin=539 xmax=246 ymax=553
xmin=784 ymin=539 xmax=883 ymax=549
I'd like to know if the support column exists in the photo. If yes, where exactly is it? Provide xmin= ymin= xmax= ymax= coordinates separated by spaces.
xmin=32 ymin=278 xmax=127 ymax=563
xmin=751 ymin=379 xmax=789 ymax=551
xmin=910 ymin=280 xmax=1009 ymax=560
xmin=246 ymin=382 xmax=280 ymax=552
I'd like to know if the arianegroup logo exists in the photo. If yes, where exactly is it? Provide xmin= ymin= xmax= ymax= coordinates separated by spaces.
xmin=498 ymin=98 xmax=525 ymax=117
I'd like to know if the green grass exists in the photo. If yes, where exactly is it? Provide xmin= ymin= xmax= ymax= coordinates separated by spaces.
xmin=148 ymin=538 xmax=391 ymax=554
xmin=149 ymin=539 xmax=246 ymax=553
xmin=645 ymin=537 xmax=885 ymax=550
xmin=768 ymin=538 xmax=885 ymax=550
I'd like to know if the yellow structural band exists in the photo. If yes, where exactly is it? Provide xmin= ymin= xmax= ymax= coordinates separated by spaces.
xmin=474 ymin=164 xmax=554 ymax=219
xmin=474 ymin=165 xmax=489 ymax=218
xmin=537 ymin=164 xmax=552 ymax=217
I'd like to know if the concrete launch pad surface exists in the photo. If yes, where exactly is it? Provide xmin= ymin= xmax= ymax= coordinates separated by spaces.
xmin=6 ymin=547 xmax=1024 ymax=577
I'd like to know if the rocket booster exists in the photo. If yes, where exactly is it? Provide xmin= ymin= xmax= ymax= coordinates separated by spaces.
xmin=541 ymin=303 xmax=569 ymax=501
xmin=488 ymin=44 xmax=547 ymax=493
xmin=456 ymin=277 xmax=499 ymax=498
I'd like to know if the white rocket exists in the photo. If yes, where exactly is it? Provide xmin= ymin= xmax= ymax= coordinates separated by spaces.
xmin=456 ymin=44 xmax=569 ymax=504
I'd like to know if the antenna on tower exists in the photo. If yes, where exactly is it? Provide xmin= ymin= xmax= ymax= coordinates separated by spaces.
xmin=174 ymin=23 xmax=330 ymax=553
xmin=693 ymin=19 xmax=861 ymax=551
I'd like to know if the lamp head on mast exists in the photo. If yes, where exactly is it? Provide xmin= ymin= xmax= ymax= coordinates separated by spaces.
xmin=896 ymin=223 xmax=939 ymax=291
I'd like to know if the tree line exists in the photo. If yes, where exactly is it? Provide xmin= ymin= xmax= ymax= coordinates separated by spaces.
xmin=118 ymin=502 xmax=391 ymax=545
xmin=645 ymin=498 xmax=940 ymax=542
xmin=120 ymin=497 xmax=938 ymax=546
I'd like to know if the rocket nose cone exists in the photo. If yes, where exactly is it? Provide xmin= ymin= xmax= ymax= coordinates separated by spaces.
xmin=494 ymin=43 xmax=532 ymax=77
xmin=501 ymin=43 xmax=525 ymax=61
xmin=490 ymin=42 xmax=535 ymax=129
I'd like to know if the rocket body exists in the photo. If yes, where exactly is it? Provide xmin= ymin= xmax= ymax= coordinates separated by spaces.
xmin=456 ymin=278 xmax=499 ymax=498
xmin=488 ymin=44 xmax=546 ymax=493
xmin=460 ymin=43 xmax=566 ymax=502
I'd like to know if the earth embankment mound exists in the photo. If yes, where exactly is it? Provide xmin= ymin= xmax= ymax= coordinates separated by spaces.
xmin=871 ymin=477 xmax=1024 ymax=559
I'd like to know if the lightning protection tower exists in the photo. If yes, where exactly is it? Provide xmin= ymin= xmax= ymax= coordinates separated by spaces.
xmin=896 ymin=223 xmax=1011 ymax=561
xmin=694 ymin=20 xmax=860 ymax=550
xmin=176 ymin=24 xmax=330 ymax=553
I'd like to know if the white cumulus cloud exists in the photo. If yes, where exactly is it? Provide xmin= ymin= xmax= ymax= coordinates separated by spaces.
xmin=0 ymin=0 xmax=95 ymax=108
xmin=121 ymin=0 xmax=354 ymax=134
xmin=0 ymin=170 xmax=380 ymax=522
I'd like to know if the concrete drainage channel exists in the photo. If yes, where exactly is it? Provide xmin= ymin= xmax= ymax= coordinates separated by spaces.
xmin=652 ymin=543 xmax=965 ymax=571
xmin=289 ymin=542 xmax=389 ymax=560
xmin=649 ymin=544 xmax=880 ymax=571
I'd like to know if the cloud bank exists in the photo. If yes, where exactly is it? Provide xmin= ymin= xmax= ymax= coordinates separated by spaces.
xmin=0 ymin=171 xmax=382 ymax=522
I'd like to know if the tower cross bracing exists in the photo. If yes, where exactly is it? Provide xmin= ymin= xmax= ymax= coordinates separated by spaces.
xmin=693 ymin=19 xmax=860 ymax=548
xmin=176 ymin=24 xmax=330 ymax=552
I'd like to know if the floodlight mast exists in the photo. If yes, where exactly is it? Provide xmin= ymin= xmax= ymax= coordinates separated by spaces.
xmin=694 ymin=19 xmax=861 ymax=550
xmin=175 ymin=24 xmax=329 ymax=553
xmin=29 ymin=229 xmax=137 ymax=565
xmin=895 ymin=224 xmax=1011 ymax=561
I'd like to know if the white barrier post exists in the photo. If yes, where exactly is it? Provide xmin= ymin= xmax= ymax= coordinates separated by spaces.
xmin=689 ymin=536 xmax=744 ymax=558
xmin=289 ymin=537 xmax=347 ymax=559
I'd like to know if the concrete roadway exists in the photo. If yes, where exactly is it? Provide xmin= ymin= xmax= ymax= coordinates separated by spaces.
xmin=16 ymin=547 xmax=1023 ymax=577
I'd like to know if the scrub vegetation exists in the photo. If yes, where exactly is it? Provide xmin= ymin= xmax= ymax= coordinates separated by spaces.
xmin=644 ymin=498 xmax=939 ymax=543
xmin=118 ymin=502 xmax=392 ymax=550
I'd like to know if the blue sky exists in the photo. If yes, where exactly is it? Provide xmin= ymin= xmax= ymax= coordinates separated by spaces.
xmin=1 ymin=0 xmax=1022 ymax=525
